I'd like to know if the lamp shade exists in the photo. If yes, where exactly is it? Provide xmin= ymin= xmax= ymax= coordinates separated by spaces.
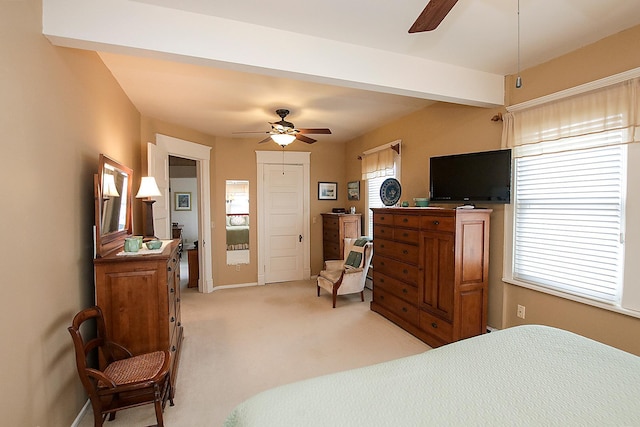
xmin=102 ymin=173 xmax=120 ymax=197
xmin=136 ymin=176 xmax=161 ymax=198
xmin=271 ymin=133 xmax=296 ymax=146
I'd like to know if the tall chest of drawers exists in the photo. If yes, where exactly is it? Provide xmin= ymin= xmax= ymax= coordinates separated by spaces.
xmin=371 ymin=208 xmax=491 ymax=348
xmin=94 ymin=239 xmax=183 ymax=399
xmin=321 ymin=213 xmax=362 ymax=261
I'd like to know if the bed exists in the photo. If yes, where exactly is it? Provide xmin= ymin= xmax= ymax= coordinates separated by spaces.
xmin=226 ymin=214 xmax=249 ymax=250
xmin=224 ymin=325 xmax=640 ymax=426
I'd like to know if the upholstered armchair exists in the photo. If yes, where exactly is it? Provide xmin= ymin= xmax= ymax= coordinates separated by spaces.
xmin=317 ymin=237 xmax=373 ymax=308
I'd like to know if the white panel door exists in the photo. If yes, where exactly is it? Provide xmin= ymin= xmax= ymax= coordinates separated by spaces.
xmin=147 ymin=142 xmax=170 ymax=239
xmin=264 ymin=164 xmax=304 ymax=283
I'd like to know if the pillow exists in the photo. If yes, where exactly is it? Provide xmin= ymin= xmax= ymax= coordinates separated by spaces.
xmin=230 ymin=215 xmax=246 ymax=226
xmin=344 ymin=244 xmax=365 ymax=268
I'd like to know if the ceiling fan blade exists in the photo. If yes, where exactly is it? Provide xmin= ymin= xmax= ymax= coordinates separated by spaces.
xmin=296 ymin=134 xmax=316 ymax=144
xmin=232 ymin=131 xmax=269 ymax=135
xmin=408 ymin=0 xmax=458 ymax=33
xmin=257 ymin=136 xmax=273 ymax=144
xmin=297 ymin=128 xmax=332 ymax=135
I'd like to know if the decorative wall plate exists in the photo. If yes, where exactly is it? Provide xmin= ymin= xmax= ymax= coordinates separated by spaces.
xmin=380 ymin=178 xmax=401 ymax=206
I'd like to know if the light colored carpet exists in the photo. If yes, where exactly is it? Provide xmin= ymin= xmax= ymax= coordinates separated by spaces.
xmin=76 ymin=280 xmax=430 ymax=426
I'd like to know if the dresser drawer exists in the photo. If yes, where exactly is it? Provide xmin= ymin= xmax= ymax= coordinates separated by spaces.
xmin=420 ymin=215 xmax=455 ymax=233
xmin=393 ymin=227 xmax=420 ymax=244
xmin=373 ymin=212 xmax=394 ymax=225
xmin=374 ymin=288 xmax=419 ymax=326
xmin=375 ymin=271 xmax=418 ymax=304
xmin=323 ymin=217 xmax=339 ymax=229
xmin=375 ymin=239 xmax=418 ymax=264
xmin=323 ymin=228 xmax=340 ymax=241
xmin=374 ymin=255 xmax=418 ymax=286
xmin=419 ymin=310 xmax=453 ymax=343
xmin=393 ymin=214 xmax=420 ymax=229
xmin=323 ymin=241 xmax=341 ymax=261
xmin=373 ymin=224 xmax=394 ymax=240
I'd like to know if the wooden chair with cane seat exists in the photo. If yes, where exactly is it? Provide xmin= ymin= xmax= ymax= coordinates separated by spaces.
xmin=68 ymin=305 xmax=172 ymax=427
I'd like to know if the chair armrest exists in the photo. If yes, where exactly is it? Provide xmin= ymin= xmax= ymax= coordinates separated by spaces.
xmin=86 ymin=368 xmax=117 ymax=388
xmin=344 ymin=266 xmax=363 ymax=274
xmin=323 ymin=260 xmax=344 ymax=270
xmin=105 ymin=341 xmax=133 ymax=361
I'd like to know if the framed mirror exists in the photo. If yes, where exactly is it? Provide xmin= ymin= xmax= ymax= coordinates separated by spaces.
xmin=226 ymin=180 xmax=250 ymax=265
xmin=95 ymin=154 xmax=133 ymax=257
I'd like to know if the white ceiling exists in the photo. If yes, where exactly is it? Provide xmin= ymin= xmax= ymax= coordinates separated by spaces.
xmin=43 ymin=0 xmax=640 ymax=144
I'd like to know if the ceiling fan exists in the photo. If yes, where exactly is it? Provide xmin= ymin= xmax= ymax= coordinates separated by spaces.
xmin=234 ymin=109 xmax=332 ymax=147
xmin=409 ymin=0 xmax=458 ymax=33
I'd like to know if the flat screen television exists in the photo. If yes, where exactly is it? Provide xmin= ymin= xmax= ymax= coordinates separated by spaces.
xmin=429 ymin=149 xmax=511 ymax=204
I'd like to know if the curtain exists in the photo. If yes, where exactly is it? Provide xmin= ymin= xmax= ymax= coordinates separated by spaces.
xmin=361 ymin=148 xmax=396 ymax=180
xmin=503 ymin=77 xmax=640 ymax=152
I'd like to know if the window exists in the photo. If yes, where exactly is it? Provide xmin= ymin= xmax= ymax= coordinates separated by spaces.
xmin=361 ymin=141 xmax=401 ymax=237
xmin=504 ymin=74 xmax=640 ymax=313
xmin=513 ymin=141 xmax=625 ymax=303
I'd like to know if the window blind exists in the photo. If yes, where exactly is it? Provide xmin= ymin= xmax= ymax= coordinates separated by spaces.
xmin=366 ymin=175 xmax=387 ymax=237
xmin=513 ymin=142 xmax=625 ymax=303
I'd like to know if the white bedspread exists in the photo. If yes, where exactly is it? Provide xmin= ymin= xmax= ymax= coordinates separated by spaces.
xmin=224 ymin=325 xmax=640 ymax=426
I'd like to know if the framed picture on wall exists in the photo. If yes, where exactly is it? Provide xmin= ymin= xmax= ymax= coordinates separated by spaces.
xmin=318 ymin=182 xmax=337 ymax=200
xmin=175 ymin=192 xmax=192 ymax=211
xmin=347 ymin=181 xmax=360 ymax=201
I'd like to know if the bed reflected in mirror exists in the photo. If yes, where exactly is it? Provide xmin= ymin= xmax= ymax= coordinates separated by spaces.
xmin=226 ymin=180 xmax=250 ymax=265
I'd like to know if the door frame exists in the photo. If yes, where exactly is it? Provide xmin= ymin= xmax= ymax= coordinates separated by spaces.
xmin=256 ymin=151 xmax=311 ymax=286
xmin=155 ymin=134 xmax=214 ymax=293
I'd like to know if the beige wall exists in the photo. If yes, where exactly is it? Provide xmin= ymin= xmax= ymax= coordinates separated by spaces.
xmin=500 ymin=24 xmax=640 ymax=355
xmin=1 ymin=2 xmax=141 ymax=425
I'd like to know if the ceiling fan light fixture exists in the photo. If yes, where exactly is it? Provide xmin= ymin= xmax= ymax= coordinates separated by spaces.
xmin=271 ymin=133 xmax=296 ymax=146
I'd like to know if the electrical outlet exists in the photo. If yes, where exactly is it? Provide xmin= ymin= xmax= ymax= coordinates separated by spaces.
xmin=517 ymin=304 xmax=526 ymax=319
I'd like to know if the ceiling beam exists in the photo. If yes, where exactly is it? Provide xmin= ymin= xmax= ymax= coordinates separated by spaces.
xmin=42 ymin=0 xmax=504 ymax=107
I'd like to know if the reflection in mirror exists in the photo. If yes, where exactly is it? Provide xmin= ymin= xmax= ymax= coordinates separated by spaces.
xmin=226 ymin=180 xmax=250 ymax=265
xmin=101 ymin=165 xmax=129 ymax=235
xmin=95 ymin=154 xmax=133 ymax=257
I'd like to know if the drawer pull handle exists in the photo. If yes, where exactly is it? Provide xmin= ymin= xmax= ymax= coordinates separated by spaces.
xmin=379 ymin=295 xmax=385 ymax=300
xmin=380 ymin=278 xmax=385 ymax=283
xmin=170 ymin=288 xmax=175 ymax=293
xmin=380 ymin=216 xmax=385 ymax=221
xmin=431 ymin=322 xmax=438 ymax=329
xmin=171 ymin=317 xmax=175 ymax=323
xmin=433 ymin=220 xmax=440 ymax=225
xmin=171 ymin=346 xmax=176 ymax=352
xmin=402 ymin=307 xmax=408 ymax=312
xmin=380 ymin=262 xmax=385 ymax=266
xmin=177 ymin=321 xmax=181 ymax=327
xmin=380 ymin=244 xmax=385 ymax=248
xmin=403 ymin=269 xmax=408 ymax=274
xmin=402 ymin=288 xmax=408 ymax=294
xmin=402 ymin=218 xmax=408 ymax=223
xmin=403 ymin=233 xmax=409 ymax=237
xmin=402 ymin=250 xmax=408 ymax=254
xmin=167 ymin=266 xmax=172 ymax=272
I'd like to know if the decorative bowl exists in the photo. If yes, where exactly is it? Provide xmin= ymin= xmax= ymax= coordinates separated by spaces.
xmin=145 ymin=240 xmax=162 ymax=250
xmin=414 ymin=198 xmax=429 ymax=207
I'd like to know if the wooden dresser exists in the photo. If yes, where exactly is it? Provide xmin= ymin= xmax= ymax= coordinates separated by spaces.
xmin=371 ymin=208 xmax=491 ymax=348
xmin=321 ymin=213 xmax=362 ymax=261
xmin=94 ymin=239 xmax=183 ymax=399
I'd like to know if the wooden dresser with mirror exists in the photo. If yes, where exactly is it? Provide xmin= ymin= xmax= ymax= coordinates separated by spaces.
xmin=93 ymin=154 xmax=183 ymax=399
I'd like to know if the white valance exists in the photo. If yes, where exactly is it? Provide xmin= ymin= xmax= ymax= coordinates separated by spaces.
xmin=502 ymin=77 xmax=640 ymax=155
xmin=360 ymin=141 xmax=401 ymax=180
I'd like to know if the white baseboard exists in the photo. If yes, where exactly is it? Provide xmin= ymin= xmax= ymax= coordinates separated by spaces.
xmin=70 ymin=399 xmax=90 ymax=427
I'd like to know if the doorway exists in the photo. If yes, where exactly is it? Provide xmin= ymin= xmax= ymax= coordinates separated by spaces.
xmin=149 ymin=135 xmax=213 ymax=293
xmin=169 ymin=155 xmax=198 ymax=289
